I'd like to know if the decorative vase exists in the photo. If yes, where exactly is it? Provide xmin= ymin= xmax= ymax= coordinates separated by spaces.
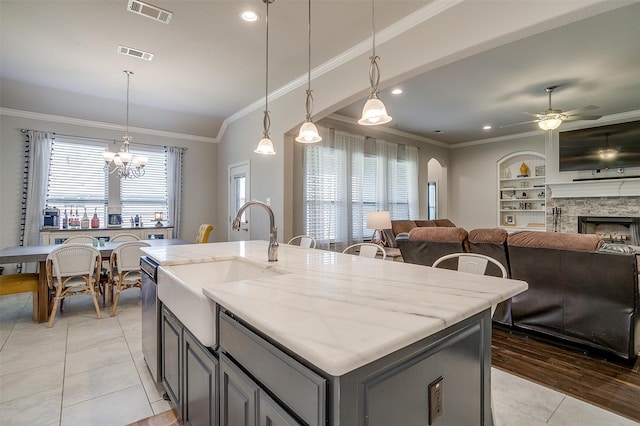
xmin=519 ymin=162 xmax=529 ymax=176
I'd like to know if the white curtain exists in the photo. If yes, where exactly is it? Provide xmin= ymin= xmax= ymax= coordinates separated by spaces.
xmin=166 ymin=146 xmax=184 ymax=238
xmin=304 ymin=125 xmax=419 ymax=250
xmin=22 ymin=131 xmax=53 ymax=271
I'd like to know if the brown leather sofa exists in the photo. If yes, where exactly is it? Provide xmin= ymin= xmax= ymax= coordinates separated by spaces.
xmin=386 ymin=219 xmax=455 ymax=248
xmin=398 ymin=226 xmax=640 ymax=360
xmin=507 ymin=231 xmax=639 ymax=360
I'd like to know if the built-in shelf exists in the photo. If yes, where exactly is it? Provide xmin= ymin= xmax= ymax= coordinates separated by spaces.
xmin=497 ymin=151 xmax=546 ymax=231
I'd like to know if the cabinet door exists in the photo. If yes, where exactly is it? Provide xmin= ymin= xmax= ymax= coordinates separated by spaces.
xmin=162 ymin=307 xmax=182 ymax=410
xmin=220 ymin=353 xmax=258 ymax=426
xmin=259 ymin=391 xmax=302 ymax=426
xmin=184 ymin=330 xmax=218 ymax=426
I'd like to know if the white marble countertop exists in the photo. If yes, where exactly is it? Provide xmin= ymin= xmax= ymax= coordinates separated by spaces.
xmin=143 ymin=241 xmax=527 ymax=376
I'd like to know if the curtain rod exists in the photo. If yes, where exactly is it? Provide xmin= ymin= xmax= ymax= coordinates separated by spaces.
xmin=20 ymin=128 xmax=187 ymax=151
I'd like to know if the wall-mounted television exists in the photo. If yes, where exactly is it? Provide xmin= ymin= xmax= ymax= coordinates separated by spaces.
xmin=559 ymin=120 xmax=640 ymax=172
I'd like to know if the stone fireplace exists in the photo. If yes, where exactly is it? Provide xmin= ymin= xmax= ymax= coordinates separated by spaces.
xmin=577 ymin=216 xmax=640 ymax=244
xmin=545 ymin=188 xmax=640 ymax=236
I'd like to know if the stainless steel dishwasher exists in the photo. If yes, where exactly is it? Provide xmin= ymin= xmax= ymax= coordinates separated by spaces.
xmin=141 ymin=255 xmax=162 ymax=384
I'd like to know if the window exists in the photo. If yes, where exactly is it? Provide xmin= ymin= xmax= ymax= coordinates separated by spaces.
xmin=47 ymin=138 xmax=109 ymax=224
xmin=120 ymin=145 xmax=168 ymax=225
xmin=304 ymin=126 xmax=419 ymax=249
xmin=427 ymin=181 xmax=437 ymax=220
xmin=47 ymin=137 xmax=168 ymax=227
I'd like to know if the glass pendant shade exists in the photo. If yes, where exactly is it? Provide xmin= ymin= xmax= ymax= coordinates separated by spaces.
xmin=295 ymin=121 xmax=322 ymax=143
xmin=255 ymin=137 xmax=276 ymax=155
xmin=538 ymin=117 xmax=562 ymax=130
xmin=358 ymin=97 xmax=392 ymax=125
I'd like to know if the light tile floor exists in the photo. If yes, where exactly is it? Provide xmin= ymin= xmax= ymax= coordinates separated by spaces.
xmin=1 ymin=292 xmax=638 ymax=426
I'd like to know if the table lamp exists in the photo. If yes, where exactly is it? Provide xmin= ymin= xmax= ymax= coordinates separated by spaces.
xmin=367 ymin=211 xmax=391 ymax=246
xmin=154 ymin=212 xmax=164 ymax=227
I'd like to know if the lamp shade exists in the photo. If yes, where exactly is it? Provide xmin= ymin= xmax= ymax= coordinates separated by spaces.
xmin=366 ymin=211 xmax=391 ymax=230
xmin=358 ymin=98 xmax=392 ymax=126
xmin=538 ymin=117 xmax=563 ymax=130
xmin=295 ymin=121 xmax=322 ymax=143
xmin=255 ymin=137 xmax=276 ymax=155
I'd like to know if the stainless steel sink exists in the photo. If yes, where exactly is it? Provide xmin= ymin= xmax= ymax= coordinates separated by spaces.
xmin=157 ymin=258 xmax=288 ymax=347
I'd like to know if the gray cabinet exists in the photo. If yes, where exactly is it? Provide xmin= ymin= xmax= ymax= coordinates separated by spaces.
xmin=162 ymin=306 xmax=182 ymax=409
xmin=162 ymin=306 xmax=219 ymax=426
xmin=219 ymin=353 xmax=301 ymax=426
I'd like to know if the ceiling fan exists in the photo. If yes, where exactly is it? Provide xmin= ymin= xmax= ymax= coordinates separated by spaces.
xmin=502 ymin=85 xmax=602 ymax=130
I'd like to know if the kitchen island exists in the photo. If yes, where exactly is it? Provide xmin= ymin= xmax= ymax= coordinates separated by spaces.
xmin=142 ymin=241 xmax=527 ymax=426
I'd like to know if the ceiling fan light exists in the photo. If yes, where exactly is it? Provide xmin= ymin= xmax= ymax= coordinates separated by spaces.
xmin=255 ymin=137 xmax=276 ymax=155
xmin=358 ymin=97 xmax=392 ymax=126
xmin=295 ymin=121 xmax=322 ymax=143
xmin=538 ymin=117 xmax=562 ymax=131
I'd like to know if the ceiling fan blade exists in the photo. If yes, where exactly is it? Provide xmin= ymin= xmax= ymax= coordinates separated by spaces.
xmin=561 ymin=105 xmax=598 ymax=116
xmin=523 ymin=112 xmax=544 ymax=118
xmin=500 ymin=120 xmax=538 ymax=128
xmin=563 ymin=114 xmax=602 ymax=121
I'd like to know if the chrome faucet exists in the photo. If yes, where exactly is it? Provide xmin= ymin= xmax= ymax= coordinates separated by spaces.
xmin=232 ymin=200 xmax=279 ymax=262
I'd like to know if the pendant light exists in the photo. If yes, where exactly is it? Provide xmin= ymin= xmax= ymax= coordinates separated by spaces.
xmin=295 ymin=0 xmax=322 ymax=144
xmin=255 ymin=0 xmax=276 ymax=155
xmin=358 ymin=0 xmax=392 ymax=126
xmin=103 ymin=70 xmax=148 ymax=179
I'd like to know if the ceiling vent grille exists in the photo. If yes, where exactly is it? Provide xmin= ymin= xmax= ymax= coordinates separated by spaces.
xmin=127 ymin=0 xmax=173 ymax=24
xmin=118 ymin=45 xmax=154 ymax=61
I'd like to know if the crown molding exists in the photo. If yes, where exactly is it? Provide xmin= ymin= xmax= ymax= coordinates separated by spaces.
xmin=0 ymin=108 xmax=218 ymax=144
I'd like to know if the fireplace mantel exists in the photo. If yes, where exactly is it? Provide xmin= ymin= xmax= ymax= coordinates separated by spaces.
xmin=548 ymin=178 xmax=640 ymax=198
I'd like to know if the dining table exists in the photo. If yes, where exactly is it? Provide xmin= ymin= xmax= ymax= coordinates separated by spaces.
xmin=0 ymin=238 xmax=190 ymax=323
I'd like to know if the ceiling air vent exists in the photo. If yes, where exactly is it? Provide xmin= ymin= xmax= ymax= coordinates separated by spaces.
xmin=118 ymin=45 xmax=154 ymax=61
xmin=127 ymin=0 xmax=173 ymax=24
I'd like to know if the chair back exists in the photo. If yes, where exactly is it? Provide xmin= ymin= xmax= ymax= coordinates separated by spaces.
xmin=342 ymin=243 xmax=387 ymax=260
xmin=195 ymin=224 xmax=214 ymax=243
xmin=63 ymin=235 xmax=98 ymax=244
xmin=110 ymin=233 xmax=140 ymax=242
xmin=112 ymin=241 xmax=151 ymax=274
xmin=47 ymin=244 xmax=100 ymax=282
xmin=432 ymin=253 xmax=507 ymax=317
xmin=287 ymin=235 xmax=317 ymax=249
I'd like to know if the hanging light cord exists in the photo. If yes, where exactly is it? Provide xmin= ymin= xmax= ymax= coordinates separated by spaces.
xmin=124 ymin=70 xmax=133 ymax=146
xmin=263 ymin=0 xmax=272 ymax=138
xmin=368 ymin=0 xmax=381 ymax=97
xmin=304 ymin=0 xmax=314 ymax=121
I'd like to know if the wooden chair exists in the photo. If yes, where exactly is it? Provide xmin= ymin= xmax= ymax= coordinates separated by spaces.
xmin=110 ymin=233 xmax=140 ymax=242
xmin=108 ymin=241 xmax=150 ymax=316
xmin=342 ymin=243 xmax=387 ymax=260
xmin=195 ymin=224 xmax=213 ymax=243
xmin=287 ymin=235 xmax=316 ymax=249
xmin=0 ymin=273 xmax=39 ymax=321
xmin=45 ymin=244 xmax=102 ymax=327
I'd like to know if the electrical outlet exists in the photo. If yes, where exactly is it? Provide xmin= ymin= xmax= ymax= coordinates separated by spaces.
xmin=428 ymin=377 xmax=444 ymax=425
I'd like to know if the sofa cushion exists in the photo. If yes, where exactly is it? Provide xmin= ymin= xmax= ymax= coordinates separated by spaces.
xmin=507 ymin=231 xmax=603 ymax=252
xmin=414 ymin=220 xmax=437 ymax=228
xmin=469 ymin=228 xmax=508 ymax=244
xmin=434 ymin=219 xmax=456 ymax=227
xmin=409 ymin=226 xmax=468 ymax=243
xmin=391 ymin=220 xmax=417 ymax=235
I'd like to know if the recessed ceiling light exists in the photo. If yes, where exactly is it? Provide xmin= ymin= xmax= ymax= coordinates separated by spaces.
xmin=483 ymin=125 xmax=492 ymax=130
xmin=391 ymin=88 xmax=403 ymax=95
xmin=240 ymin=10 xmax=259 ymax=22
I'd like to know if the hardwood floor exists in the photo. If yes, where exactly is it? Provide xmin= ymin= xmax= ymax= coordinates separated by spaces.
xmin=492 ymin=327 xmax=640 ymax=422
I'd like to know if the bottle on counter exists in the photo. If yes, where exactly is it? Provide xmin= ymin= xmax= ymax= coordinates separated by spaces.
xmin=75 ymin=208 xmax=80 ymax=228
xmin=81 ymin=207 xmax=90 ymax=229
xmin=91 ymin=208 xmax=100 ymax=229
xmin=62 ymin=208 xmax=68 ymax=229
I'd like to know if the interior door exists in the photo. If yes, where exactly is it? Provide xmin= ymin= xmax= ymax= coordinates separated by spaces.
xmin=228 ymin=162 xmax=250 ymax=241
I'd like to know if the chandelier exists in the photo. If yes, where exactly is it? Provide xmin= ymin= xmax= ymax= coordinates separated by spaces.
xmin=103 ymin=70 xmax=148 ymax=178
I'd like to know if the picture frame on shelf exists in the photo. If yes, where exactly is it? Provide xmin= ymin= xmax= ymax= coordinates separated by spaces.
xmin=504 ymin=214 xmax=516 ymax=226
xmin=535 ymin=165 xmax=545 ymax=177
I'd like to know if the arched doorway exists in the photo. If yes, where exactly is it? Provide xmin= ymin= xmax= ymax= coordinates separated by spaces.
xmin=427 ymin=158 xmax=447 ymax=219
